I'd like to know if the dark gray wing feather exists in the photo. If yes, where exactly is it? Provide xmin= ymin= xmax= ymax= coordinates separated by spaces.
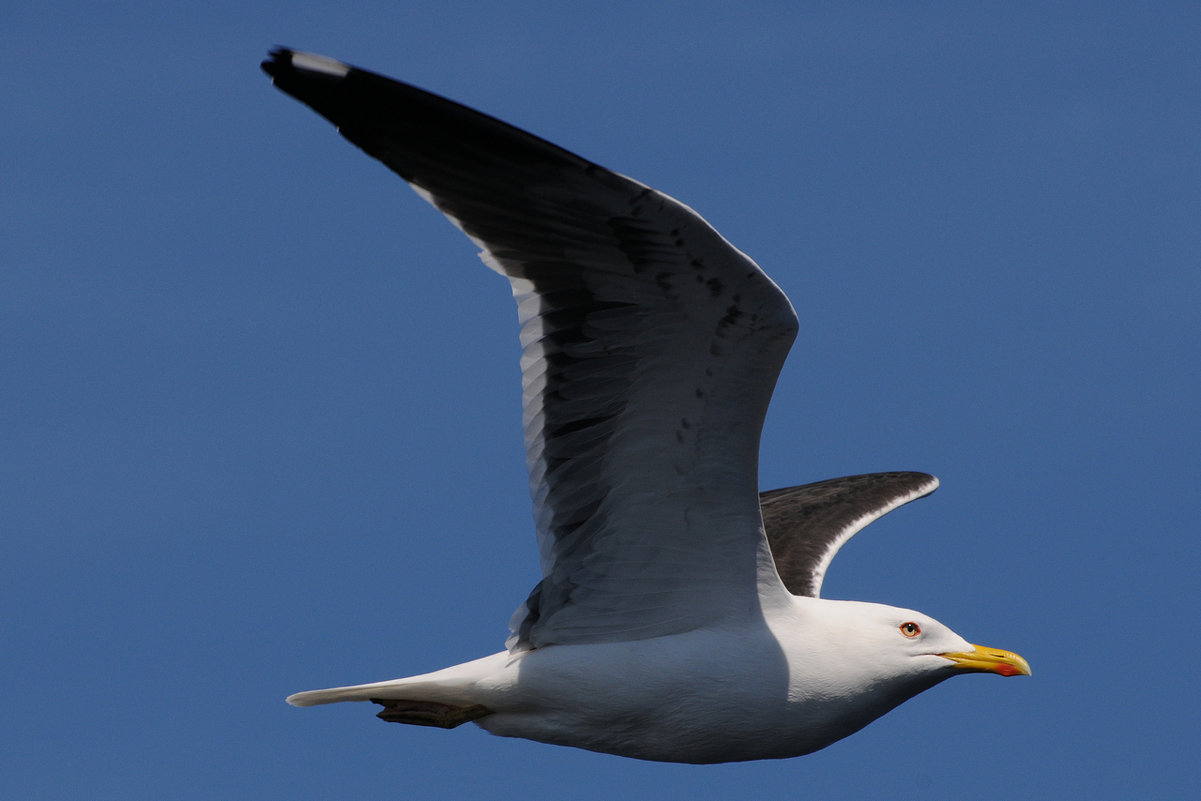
xmin=759 ymin=472 xmax=939 ymax=597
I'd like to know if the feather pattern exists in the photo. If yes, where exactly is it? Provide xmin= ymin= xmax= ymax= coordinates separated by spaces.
xmin=263 ymin=49 xmax=798 ymax=651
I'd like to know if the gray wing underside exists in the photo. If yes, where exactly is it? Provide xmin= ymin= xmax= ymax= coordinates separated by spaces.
xmin=264 ymin=50 xmax=800 ymax=652
xmin=759 ymin=472 xmax=940 ymax=598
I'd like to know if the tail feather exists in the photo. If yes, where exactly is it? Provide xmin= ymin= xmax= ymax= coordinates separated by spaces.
xmin=287 ymin=679 xmax=428 ymax=707
xmin=286 ymin=651 xmax=511 ymax=708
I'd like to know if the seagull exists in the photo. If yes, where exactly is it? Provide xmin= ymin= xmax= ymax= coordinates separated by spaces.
xmin=263 ymin=48 xmax=1029 ymax=764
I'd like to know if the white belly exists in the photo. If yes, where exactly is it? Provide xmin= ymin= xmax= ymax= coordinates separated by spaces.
xmin=470 ymin=623 xmax=894 ymax=763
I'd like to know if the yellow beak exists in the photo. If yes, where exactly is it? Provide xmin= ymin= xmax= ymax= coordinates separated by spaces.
xmin=939 ymin=643 xmax=1032 ymax=677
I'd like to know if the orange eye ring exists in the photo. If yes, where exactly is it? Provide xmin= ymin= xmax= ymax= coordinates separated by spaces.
xmin=900 ymin=621 xmax=921 ymax=638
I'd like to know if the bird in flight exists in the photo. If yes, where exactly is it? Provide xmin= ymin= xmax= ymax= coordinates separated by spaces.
xmin=263 ymin=48 xmax=1029 ymax=764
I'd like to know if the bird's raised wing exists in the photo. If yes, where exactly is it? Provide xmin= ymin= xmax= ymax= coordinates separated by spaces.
xmin=263 ymin=50 xmax=799 ymax=651
xmin=758 ymin=472 xmax=939 ymax=597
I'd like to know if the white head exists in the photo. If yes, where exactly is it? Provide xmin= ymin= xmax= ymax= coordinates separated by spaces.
xmin=775 ymin=597 xmax=1030 ymax=752
xmin=795 ymin=598 xmax=1028 ymax=682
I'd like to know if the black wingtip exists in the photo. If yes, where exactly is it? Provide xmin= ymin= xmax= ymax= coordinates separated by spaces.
xmin=260 ymin=47 xmax=292 ymax=80
xmin=261 ymin=49 xmax=355 ymax=94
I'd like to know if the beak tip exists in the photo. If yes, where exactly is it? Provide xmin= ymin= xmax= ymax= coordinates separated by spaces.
xmin=996 ymin=662 xmax=1032 ymax=678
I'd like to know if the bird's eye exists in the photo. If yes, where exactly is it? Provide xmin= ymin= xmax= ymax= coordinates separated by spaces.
xmin=900 ymin=622 xmax=921 ymax=638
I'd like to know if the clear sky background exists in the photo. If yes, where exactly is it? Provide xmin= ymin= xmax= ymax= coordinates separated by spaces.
xmin=5 ymin=3 xmax=1200 ymax=799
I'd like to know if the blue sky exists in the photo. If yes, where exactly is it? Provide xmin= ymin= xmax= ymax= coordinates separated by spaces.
xmin=5 ymin=2 xmax=1199 ymax=798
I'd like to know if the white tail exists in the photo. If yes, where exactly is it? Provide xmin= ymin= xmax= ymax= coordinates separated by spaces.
xmin=286 ymin=651 xmax=511 ymax=707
